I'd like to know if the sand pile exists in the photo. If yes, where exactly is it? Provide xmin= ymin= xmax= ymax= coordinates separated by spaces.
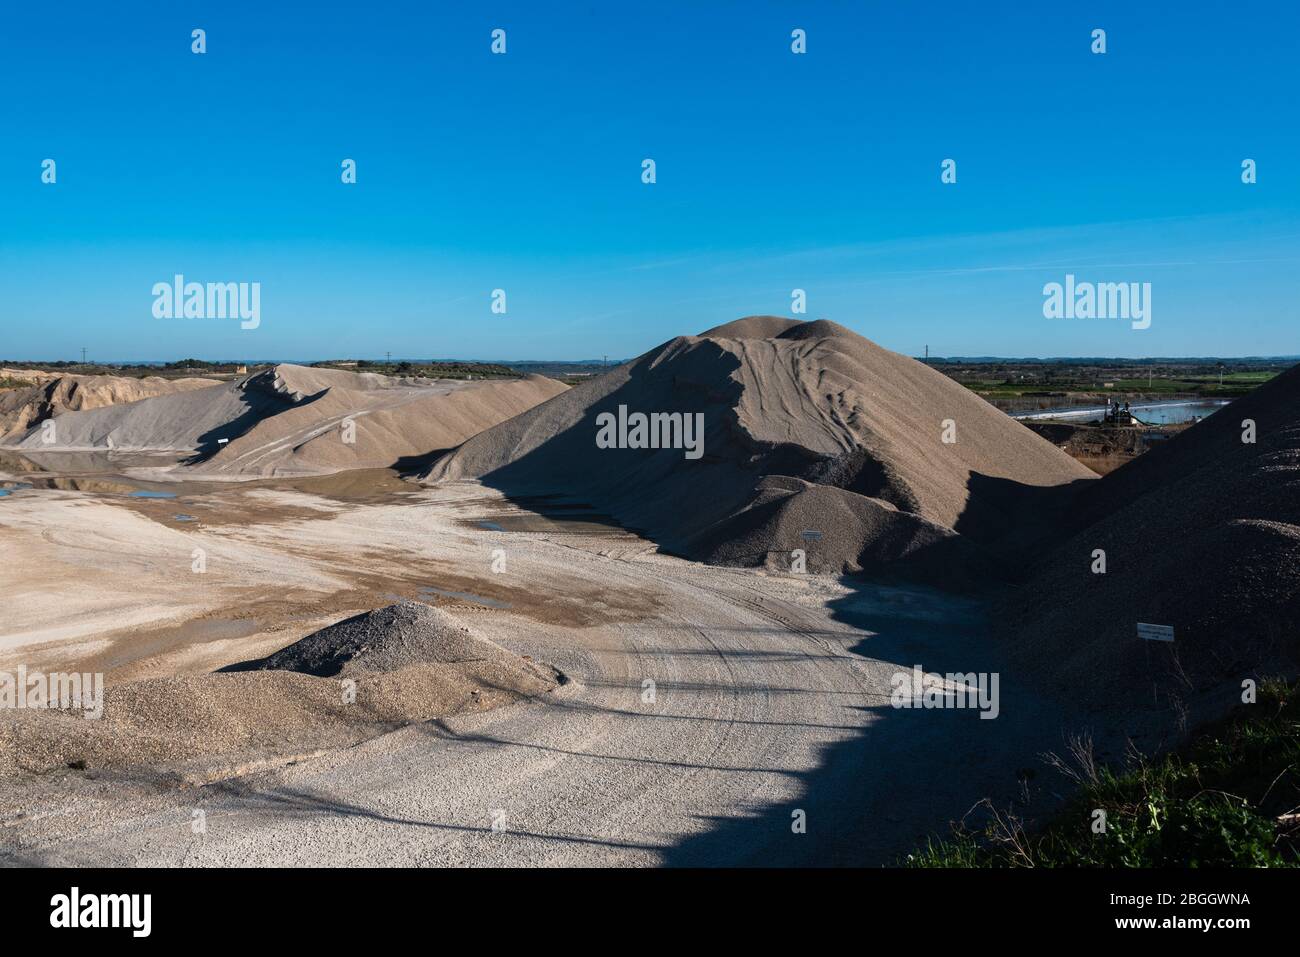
xmin=0 ymin=364 xmax=566 ymax=476
xmin=243 ymin=600 xmax=554 ymax=681
xmin=422 ymin=316 xmax=1092 ymax=576
xmin=0 ymin=603 xmax=556 ymax=780
xmin=0 ymin=369 xmax=217 ymax=440
xmin=1000 ymin=363 xmax=1300 ymax=712
xmin=193 ymin=369 xmax=566 ymax=477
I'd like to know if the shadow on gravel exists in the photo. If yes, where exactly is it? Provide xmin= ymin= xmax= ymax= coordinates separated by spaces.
xmin=659 ymin=578 xmax=1078 ymax=867
xmin=197 ymin=780 xmax=661 ymax=854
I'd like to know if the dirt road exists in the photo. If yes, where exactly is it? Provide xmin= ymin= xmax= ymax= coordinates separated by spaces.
xmin=0 ymin=478 xmax=1075 ymax=866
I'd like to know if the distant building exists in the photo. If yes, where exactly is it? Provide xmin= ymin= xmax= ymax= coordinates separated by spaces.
xmin=235 ymin=365 xmax=248 ymax=374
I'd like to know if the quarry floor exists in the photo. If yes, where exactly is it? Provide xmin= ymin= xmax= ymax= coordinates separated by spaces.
xmin=0 ymin=461 xmax=1081 ymax=866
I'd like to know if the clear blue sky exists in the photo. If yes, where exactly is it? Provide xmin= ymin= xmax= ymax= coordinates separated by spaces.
xmin=1 ymin=1 xmax=1297 ymax=361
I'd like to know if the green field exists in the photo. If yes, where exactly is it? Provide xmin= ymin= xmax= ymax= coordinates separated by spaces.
xmin=949 ymin=369 xmax=1280 ymax=400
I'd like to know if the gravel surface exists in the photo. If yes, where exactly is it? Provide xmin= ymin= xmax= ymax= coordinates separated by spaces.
xmin=0 ymin=506 xmax=1080 ymax=867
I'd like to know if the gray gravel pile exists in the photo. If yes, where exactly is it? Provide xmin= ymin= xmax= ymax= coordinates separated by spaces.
xmin=250 ymin=600 xmax=548 ymax=679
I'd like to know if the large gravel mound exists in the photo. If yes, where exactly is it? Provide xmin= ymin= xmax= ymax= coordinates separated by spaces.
xmin=1000 ymin=363 xmax=1300 ymax=713
xmin=422 ymin=316 xmax=1093 ymax=575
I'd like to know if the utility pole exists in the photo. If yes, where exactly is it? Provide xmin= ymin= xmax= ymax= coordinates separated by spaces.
xmin=81 ymin=347 xmax=87 ymax=365
xmin=386 ymin=351 xmax=391 ymax=367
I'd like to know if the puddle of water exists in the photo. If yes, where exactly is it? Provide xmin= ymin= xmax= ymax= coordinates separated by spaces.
xmin=0 ymin=490 xmax=9 ymax=497
xmin=1012 ymin=399 xmax=1230 ymax=425
xmin=460 ymin=497 xmax=629 ymax=536
xmin=129 ymin=490 xmax=178 ymax=499
xmin=0 ymin=449 xmax=190 ymax=473
xmin=95 ymin=617 xmax=265 ymax=672
xmin=467 ymin=512 xmax=626 ymax=534
xmin=271 ymin=468 xmax=421 ymax=503
xmin=12 ymin=475 xmax=140 ymax=493
xmin=418 ymin=586 xmax=512 ymax=609
xmin=174 ymin=513 xmax=197 ymax=522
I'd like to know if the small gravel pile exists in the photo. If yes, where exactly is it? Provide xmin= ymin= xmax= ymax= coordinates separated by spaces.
xmin=249 ymin=600 xmax=544 ymax=679
xmin=0 ymin=603 xmax=557 ymax=780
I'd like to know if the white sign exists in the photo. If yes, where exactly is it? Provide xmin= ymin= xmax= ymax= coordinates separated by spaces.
xmin=1137 ymin=623 xmax=1174 ymax=642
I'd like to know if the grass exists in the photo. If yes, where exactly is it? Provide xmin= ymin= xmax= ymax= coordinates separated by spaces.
xmin=0 ymin=376 xmax=33 ymax=390
xmin=906 ymin=678 xmax=1300 ymax=867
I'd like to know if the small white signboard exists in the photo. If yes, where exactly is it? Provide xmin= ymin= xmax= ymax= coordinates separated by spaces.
xmin=1137 ymin=622 xmax=1175 ymax=643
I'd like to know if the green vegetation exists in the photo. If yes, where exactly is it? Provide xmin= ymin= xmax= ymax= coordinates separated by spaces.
xmin=907 ymin=678 xmax=1300 ymax=867
xmin=930 ymin=360 xmax=1288 ymax=401
xmin=0 ymin=376 xmax=33 ymax=390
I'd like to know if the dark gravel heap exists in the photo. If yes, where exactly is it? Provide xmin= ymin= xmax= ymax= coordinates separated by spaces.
xmin=250 ymin=600 xmax=529 ymax=678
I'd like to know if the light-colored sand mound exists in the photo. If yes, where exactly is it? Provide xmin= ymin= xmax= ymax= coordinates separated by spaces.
xmin=1 ymin=364 xmax=566 ymax=476
xmin=193 ymin=372 xmax=567 ymax=477
xmin=0 ymin=603 xmax=557 ymax=780
xmin=1001 ymin=363 xmax=1300 ymax=713
xmin=2 ymin=368 xmax=302 ymax=452
xmin=422 ymin=316 xmax=1093 ymax=574
xmin=0 ymin=369 xmax=217 ymax=439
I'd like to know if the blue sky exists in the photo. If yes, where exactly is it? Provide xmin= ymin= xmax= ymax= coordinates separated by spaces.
xmin=1 ymin=1 xmax=1297 ymax=361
